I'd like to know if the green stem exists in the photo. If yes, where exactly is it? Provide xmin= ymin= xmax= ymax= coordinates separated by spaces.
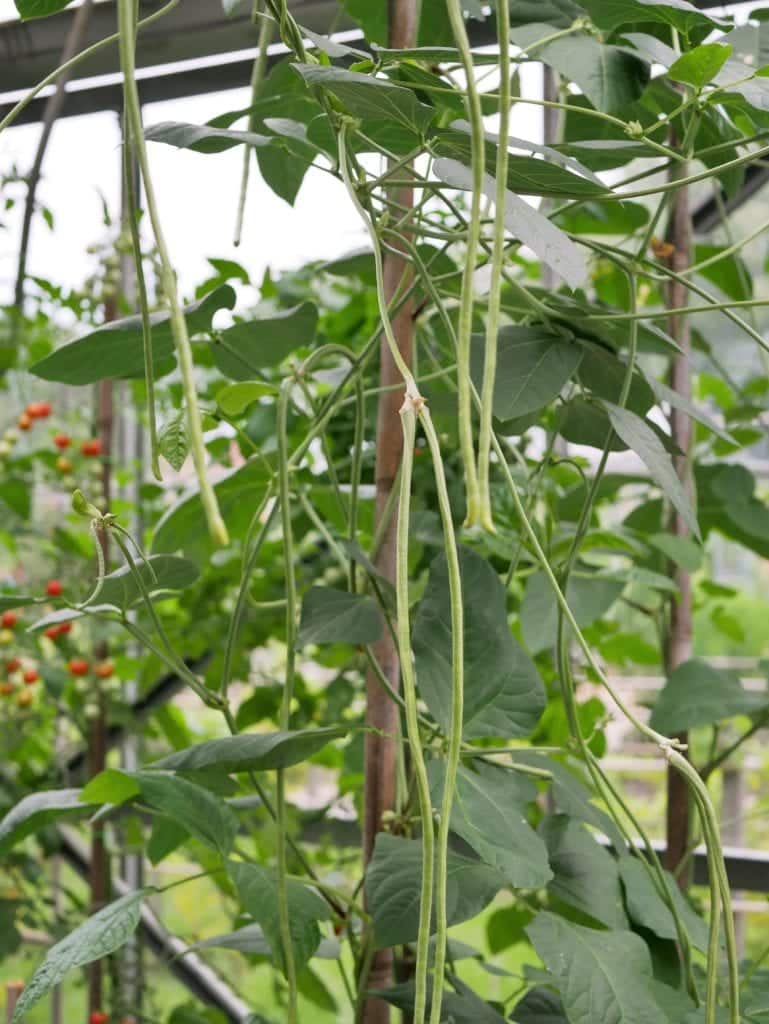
xmin=277 ymin=380 xmax=299 ymax=1023
xmin=420 ymin=408 xmax=464 ymax=1024
xmin=234 ymin=6 xmax=273 ymax=246
xmin=445 ymin=0 xmax=484 ymax=526
xmin=477 ymin=0 xmax=510 ymax=533
xmin=117 ymin=0 xmax=227 ymax=545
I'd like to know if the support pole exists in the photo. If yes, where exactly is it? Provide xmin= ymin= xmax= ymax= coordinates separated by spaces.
xmin=361 ymin=2 xmax=417 ymax=1020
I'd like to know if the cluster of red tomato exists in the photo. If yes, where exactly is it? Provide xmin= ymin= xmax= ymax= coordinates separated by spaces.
xmin=0 ymin=610 xmax=39 ymax=709
xmin=53 ymin=432 xmax=103 ymax=476
xmin=88 ymin=1010 xmax=136 ymax=1024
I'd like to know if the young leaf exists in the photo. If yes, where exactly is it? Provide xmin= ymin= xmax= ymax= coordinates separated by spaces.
xmin=150 ymin=727 xmax=347 ymax=774
xmin=216 ymin=381 xmax=278 ymax=416
xmin=298 ymin=587 xmax=383 ymax=647
xmin=413 ymin=547 xmax=546 ymax=740
xmin=647 ymin=533 xmax=703 ymax=573
xmin=668 ymin=44 xmax=732 ymax=90
xmin=80 ymin=771 xmax=141 ymax=806
xmin=229 ymin=862 xmax=330 ymax=975
xmin=158 ymin=413 xmax=189 ymax=472
xmin=604 ymin=402 xmax=700 ymax=540
xmin=365 ymin=833 xmax=505 ymax=948
xmin=190 ymin=923 xmax=340 ymax=959
xmin=527 ymin=911 xmax=668 ymax=1024
xmin=427 ymin=760 xmax=552 ymax=889
xmin=212 ymin=302 xmax=318 ymax=379
xmin=0 ymin=790 xmax=94 ymax=855
xmin=31 ymin=285 xmax=236 ymax=385
xmin=14 ymin=0 xmax=75 ymax=17
xmin=649 ymin=658 xmax=769 ymax=734
xmin=132 ymin=772 xmax=238 ymax=856
xmin=0 ymin=594 xmax=38 ymax=612
xmin=12 ymin=890 xmax=148 ymax=1023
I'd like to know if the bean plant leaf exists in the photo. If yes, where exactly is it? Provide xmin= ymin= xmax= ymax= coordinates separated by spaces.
xmin=298 ymin=587 xmax=383 ymax=647
xmin=0 ymin=594 xmax=38 ymax=612
xmin=434 ymin=157 xmax=588 ymax=287
xmin=468 ymin=326 xmax=583 ymax=421
xmin=31 ymin=285 xmax=236 ymax=385
xmin=0 ymin=790 xmax=94 ymax=855
xmin=513 ymin=988 xmax=569 ymax=1024
xmin=619 ymin=857 xmax=709 ymax=952
xmin=649 ymin=658 xmax=769 ymax=734
xmin=216 ymin=381 xmax=278 ymax=416
xmin=213 ymin=302 xmax=318 ymax=378
xmin=145 ymin=121 xmax=273 ymax=153
xmin=92 ymin=555 xmax=200 ymax=611
xmin=229 ymin=862 xmax=330 ymax=974
xmin=647 ymin=533 xmax=703 ymax=573
xmin=604 ymin=402 xmax=700 ymax=540
xmin=158 ymin=413 xmax=189 ymax=472
xmin=579 ymin=0 xmax=722 ymax=33
xmin=413 ymin=546 xmax=546 ymax=740
xmin=428 ymin=760 xmax=552 ymax=889
xmin=365 ymin=833 xmax=505 ymax=948
xmin=510 ymin=28 xmax=650 ymax=115
xmin=520 ymin=571 xmax=624 ymax=654
xmin=649 ymin=377 xmax=738 ymax=446
xmin=80 ymin=771 xmax=141 ymax=806
xmin=527 ymin=911 xmax=668 ymax=1024
xmin=292 ymin=65 xmax=435 ymax=136
xmin=668 ymin=44 xmax=732 ymax=89
xmin=14 ymin=0 xmax=76 ymax=17
xmin=372 ymin=978 xmax=508 ymax=1023
xmin=190 ymin=923 xmax=339 ymax=959
xmin=11 ymin=890 xmax=148 ymax=1023
xmin=152 ymin=459 xmax=272 ymax=560
xmin=132 ymin=772 xmax=238 ymax=855
xmin=151 ymin=727 xmax=347 ymax=774
xmin=540 ymin=815 xmax=628 ymax=929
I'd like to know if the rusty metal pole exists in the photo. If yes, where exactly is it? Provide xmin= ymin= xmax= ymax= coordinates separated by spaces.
xmin=361 ymin=2 xmax=418 ymax=1020
xmin=663 ymin=162 xmax=693 ymax=885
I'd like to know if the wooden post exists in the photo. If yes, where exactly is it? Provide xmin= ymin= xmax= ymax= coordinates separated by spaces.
xmin=5 ymin=982 xmax=23 ymax=1024
xmin=361 ymin=2 xmax=417 ymax=1020
xmin=663 ymin=161 xmax=693 ymax=885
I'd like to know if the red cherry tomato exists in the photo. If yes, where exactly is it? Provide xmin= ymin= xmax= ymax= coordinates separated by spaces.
xmin=45 ymin=580 xmax=63 ymax=597
xmin=53 ymin=434 xmax=71 ymax=450
xmin=1 ymin=611 xmax=17 ymax=629
xmin=0 ymin=682 xmax=13 ymax=696
xmin=57 ymin=621 xmax=73 ymax=635
xmin=6 ymin=658 xmax=21 ymax=673
xmin=44 ymin=626 xmax=60 ymax=641
xmin=22 ymin=669 xmax=39 ymax=685
xmin=89 ymin=1012 xmax=109 ymax=1024
xmin=94 ymin=661 xmax=114 ymax=679
xmin=68 ymin=658 xmax=89 ymax=677
xmin=81 ymin=439 xmax=103 ymax=457
xmin=17 ymin=413 xmax=32 ymax=431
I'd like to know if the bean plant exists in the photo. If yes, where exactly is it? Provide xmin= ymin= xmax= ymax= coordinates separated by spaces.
xmin=3 ymin=0 xmax=769 ymax=1023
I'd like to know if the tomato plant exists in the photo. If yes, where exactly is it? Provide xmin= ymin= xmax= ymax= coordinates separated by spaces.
xmin=4 ymin=1 xmax=769 ymax=1023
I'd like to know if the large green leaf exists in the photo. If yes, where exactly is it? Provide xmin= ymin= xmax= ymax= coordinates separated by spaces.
xmin=580 ymin=0 xmax=721 ymax=33
xmin=509 ymin=0 xmax=584 ymax=28
xmin=527 ymin=911 xmax=668 ymax=1024
xmin=432 ymin=129 xmax=608 ymax=199
xmin=298 ymin=588 xmax=383 ymax=647
xmin=132 ymin=772 xmax=239 ymax=856
xmin=605 ymin=402 xmax=700 ymax=540
xmin=293 ymin=64 xmax=435 ymax=137
xmin=151 ymin=727 xmax=346 ymax=774
xmin=577 ymin=345 xmax=654 ymax=416
xmin=229 ymin=861 xmax=330 ymax=974
xmin=87 ymin=555 xmax=200 ymax=612
xmin=557 ymin=200 xmax=649 ymax=236
xmin=520 ymin=570 xmax=624 ymax=654
xmin=513 ymin=988 xmax=569 ymax=1024
xmin=649 ymin=658 xmax=769 ymax=734
xmin=511 ymin=28 xmax=649 ymax=115
xmin=372 ymin=978 xmax=507 ymax=1023
xmin=12 ymin=890 xmax=147 ymax=1023
xmin=152 ymin=459 xmax=272 ymax=560
xmin=691 ymin=244 xmax=752 ymax=302
xmin=365 ymin=833 xmax=505 ymax=949
xmin=428 ymin=760 xmax=552 ymax=889
xmin=0 ymin=593 xmax=38 ymax=612
xmin=558 ymin=398 xmax=628 ymax=451
xmin=697 ymin=463 xmax=769 ymax=558
xmin=619 ymin=857 xmax=709 ymax=952
xmin=433 ymin=155 xmax=588 ymax=288
xmin=30 ymin=285 xmax=236 ymax=385
xmin=145 ymin=121 xmax=272 ymax=153
xmin=0 ymin=790 xmax=94 ymax=856
xmin=212 ymin=302 xmax=318 ymax=378
xmin=469 ymin=326 xmax=583 ymax=421
xmin=413 ymin=547 xmax=546 ymax=740
xmin=540 ymin=815 xmax=628 ymax=929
